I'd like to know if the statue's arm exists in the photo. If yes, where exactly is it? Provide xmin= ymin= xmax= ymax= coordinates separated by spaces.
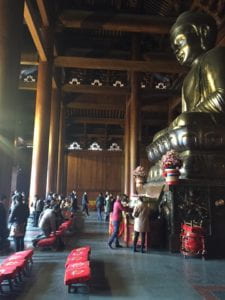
xmin=194 ymin=49 xmax=225 ymax=113
xmin=194 ymin=89 xmax=225 ymax=113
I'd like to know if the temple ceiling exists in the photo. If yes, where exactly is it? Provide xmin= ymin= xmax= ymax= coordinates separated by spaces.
xmin=18 ymin=0 xmax=225 ymax=149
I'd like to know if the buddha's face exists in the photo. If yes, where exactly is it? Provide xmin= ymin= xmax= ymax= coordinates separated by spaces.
xmin=171 ymin=25 xmax=203 ymax=66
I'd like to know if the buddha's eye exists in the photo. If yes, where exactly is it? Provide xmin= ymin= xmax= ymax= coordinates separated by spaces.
xmin=174 ymin=34 xmax=186 ymax=47
xmin=178 ymin=38 xmax=185 ymax=46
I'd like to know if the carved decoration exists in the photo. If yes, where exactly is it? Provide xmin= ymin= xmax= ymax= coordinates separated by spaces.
xmin=68 ymin=141 xmax=82 ymax=150
xmin=23 ymin=75 xmax=36 ymax=83
xmin=108 ymin=142 xmax=122 ymax=151
xmin=88 ymin=142 xmax=103 ymax=151
xmin=69 ymin=78 xmax=81 ymax=85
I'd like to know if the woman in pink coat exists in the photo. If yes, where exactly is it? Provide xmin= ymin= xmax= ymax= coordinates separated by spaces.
xmin=132 ymin=197 xmax=151 ymax=253
xmin=108 ymin=195 xmax=127 ymax=249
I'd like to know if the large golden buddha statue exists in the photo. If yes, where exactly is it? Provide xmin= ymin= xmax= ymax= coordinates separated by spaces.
xmin=147 ymin=11 xmax=225 ymax=181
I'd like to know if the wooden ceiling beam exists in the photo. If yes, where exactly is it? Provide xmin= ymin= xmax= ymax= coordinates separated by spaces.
xmin=68 ymin=133 xmax=123 ymax=138
xmin=55 ymin=56 xmax=185 ymax=73
xmin=59 ymin=10 xmax=175 ymax=34
xmin=19 ymin=79 xmax=57 ymax=90
xmin=19 ymin=81 xmax=36 ymax=91
xmin=36 ymin=0 xmax=49 ymax=26
xmin=24 ymin=0 xmax=47 ymax=61
xmin=19 ymin=82 xmax=178 ymax=106
xmin=63 ymin=84 xmax=130 ymax=95
xmin=21 ymin=53 xmax=39 ymax=65
xmin=68 ymin=94 xmax=125 ymax=103
xmin=68 ymin=118 xmax=124 ymax=125
xmin=67 ymin=102 xmax=125 ymax=111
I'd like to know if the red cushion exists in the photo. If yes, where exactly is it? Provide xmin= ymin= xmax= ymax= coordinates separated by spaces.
xmin=59 ymin=224 xmax=68 ymax=230
xmin=0 ymin=266 xmax=18 ymax=278
xmin=60 ymin=220 xmax=72 ymax=229
xmin=66 ymin=261 xmax=90 ymax=270
xmin=68 ymin=250 xmax=89 ymax=257
xmin=65 ymin=255 xmax=88 ymax=267
xmin=37 ymin=236 xmax=56 ymax=247
xmin=55 ymin=230 xmax=64 ymax=236
xmin=1 ymin=259 xmax=26 ymax=270
xmin=50 ymin=230 xmax=64 ymax=237
xmin=70 ymin=246 xmax=91 ymax=255
xmin=8 ymin=249 xmax=34 ymax=261
xmin=64 ymin=267 xmax=91 ymax=285
xmin=67 ymin=251 xmax=89 ymax=259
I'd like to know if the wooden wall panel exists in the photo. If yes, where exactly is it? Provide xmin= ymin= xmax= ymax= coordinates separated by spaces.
xmin=66 ymin=150 xmax=124 ymax=201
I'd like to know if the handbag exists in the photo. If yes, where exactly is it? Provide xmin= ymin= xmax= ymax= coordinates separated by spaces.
xmin=10 ymin=223 xmax=25 ymax=237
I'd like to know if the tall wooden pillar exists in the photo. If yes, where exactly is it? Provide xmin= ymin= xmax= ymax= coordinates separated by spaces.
xmin=0 ymin=0 xmax=24 ymax=201
xmin=29 ymin=59 xmax=53 ymax=201
xmin=124 ymin=99 xmax=130 ymax=195
xmin=129 ymin=35 xmax=140 ymax=196
xmin=46 ymin=88 xmax=61 ymax=194
xmin=56 ymin=102 xmax=65 ymax=194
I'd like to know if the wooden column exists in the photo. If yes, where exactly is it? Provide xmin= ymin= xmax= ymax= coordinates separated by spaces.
xmin=46 ymin=88 xmax=61 ymax=194
xmin=56 ymin=102 xmax=65 ymax=194
xmin=124 ymin=99 xmax=130 ymax=195
xmin=129 ymin=35 xmax=140 ymax=196
xmin=0 ymin=0 xmax=24 ymax=201
xmin=29 ymin=58 xmax=53 ymax=201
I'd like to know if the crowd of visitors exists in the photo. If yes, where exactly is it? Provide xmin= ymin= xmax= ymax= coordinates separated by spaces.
xmin=0 ymin=190 xmax=80 ymax=252
xmin=0 ymin=188 xmax=152 ymax=254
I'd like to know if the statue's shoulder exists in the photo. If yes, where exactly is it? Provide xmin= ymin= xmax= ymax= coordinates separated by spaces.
xmin=204 ymin=47 xmax=225 ymax=61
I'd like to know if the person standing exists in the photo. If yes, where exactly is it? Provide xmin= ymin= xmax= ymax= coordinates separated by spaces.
xmin=108 ymin=194 xmax=127 ymax=249
xmin=8 ymin=194 xmax=29 ymax=252
xmin=96 ymin=192 xmax=105 ymax=221
xmin=82 ymin=192 xmax=89 ymax=216
xmin=70 ymin=190 xmax=78 ymax=213
xmin=104 ymin=193 xmax=112 ymax=222
xmin=132 ymin=197 xmax=151 ymax=253
xmin=33 ymin=195 xmax=44 ymax=227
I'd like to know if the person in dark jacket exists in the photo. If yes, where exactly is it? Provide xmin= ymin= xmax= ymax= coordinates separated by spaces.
xmin=96 ymin=192 xmax=105 ymax=221
xmin=81 ymin=192 xmax=89 ymax=216
xmin=32 ymin=195 xmax=44 ymax=227
xmin=8 ymin=194 xmax=29 ymax=252
xmin=70 ymin=190 xmax=78 ymax=212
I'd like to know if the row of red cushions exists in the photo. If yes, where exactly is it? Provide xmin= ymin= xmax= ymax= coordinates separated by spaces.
xmin=64 ymin=246 xmax=91 ymax=285
xmin=0 ymin=249 xmax=33 ymax=279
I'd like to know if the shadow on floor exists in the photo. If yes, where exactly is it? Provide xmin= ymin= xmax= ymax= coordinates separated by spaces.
xmin=90 ymin=259 xmax=112 ymax=296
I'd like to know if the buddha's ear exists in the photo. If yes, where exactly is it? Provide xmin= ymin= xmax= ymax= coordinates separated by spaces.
xmin=199 ymin=25 xmax=210 ymax=50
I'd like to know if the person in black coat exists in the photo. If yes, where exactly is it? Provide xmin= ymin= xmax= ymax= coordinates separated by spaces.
xmin=96 ymin=192 xmax=105 ymax=221
xmin=70 ymin=190 xmax=78 ymax=212
xmin=8 ymin=194 xmax=29 ymax=252
xmin=81 ymin=192 xmax=89 ymax=216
